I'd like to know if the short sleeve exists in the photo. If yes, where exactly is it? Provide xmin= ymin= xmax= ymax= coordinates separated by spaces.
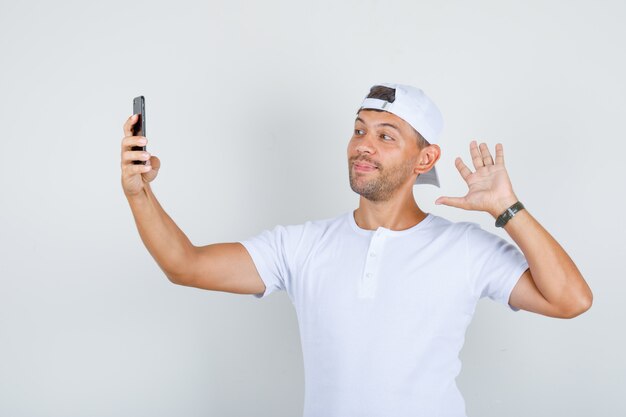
xmin=239 ymin=224 xmax=301 ymax=299
xmin=467 ymin=223 xmax=529 ymax=311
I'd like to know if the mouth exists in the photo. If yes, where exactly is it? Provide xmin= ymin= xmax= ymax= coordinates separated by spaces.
xmin=353 ymin=161 xmax=378 ymax=172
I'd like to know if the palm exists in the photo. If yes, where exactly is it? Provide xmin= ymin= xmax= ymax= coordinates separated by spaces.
xmin=435 ymin=141 xmax=517 ymax=217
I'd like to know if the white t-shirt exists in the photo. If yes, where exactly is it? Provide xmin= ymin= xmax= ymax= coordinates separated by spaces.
xmin=239 ymin=210 xmax=529 ymax=417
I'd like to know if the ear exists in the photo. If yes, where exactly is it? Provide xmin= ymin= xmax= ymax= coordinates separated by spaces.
xmin=413 ymin=144 xmax=441 ymax=176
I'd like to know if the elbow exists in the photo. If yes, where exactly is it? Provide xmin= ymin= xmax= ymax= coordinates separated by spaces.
xmin=165 ymin=271 xmax=182 ymax=285
xmin=163 ymin=248 xmax=198 ymax=287
xmin=164 ymin=269 xmax=191 ymax=286
xmin=561 ymin=291 xmax=593 ymax=319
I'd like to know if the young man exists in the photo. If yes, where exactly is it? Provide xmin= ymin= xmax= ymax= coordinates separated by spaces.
xmin=121 ymin=83 xmax=592 ymax=417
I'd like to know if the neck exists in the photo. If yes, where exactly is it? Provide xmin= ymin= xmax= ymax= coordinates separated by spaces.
xmin=353 ymin=189 xmax=428 ymax=231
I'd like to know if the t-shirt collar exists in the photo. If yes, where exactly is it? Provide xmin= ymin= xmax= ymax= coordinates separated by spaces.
xmin=347 ymin=210 xmax=435 ymax=237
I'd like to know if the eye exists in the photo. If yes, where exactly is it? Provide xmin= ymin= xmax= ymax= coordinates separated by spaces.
xmin=354 ymin=129 xmax=364 ymax=135
xmin=380 ymin=134 xmax=395 ymax=141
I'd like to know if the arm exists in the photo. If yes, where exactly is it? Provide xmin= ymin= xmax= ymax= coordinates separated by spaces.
xmin=125 ymin=182 xmax=196 ymax=283
xmin=435 ymin=141 xmax=592 ymax=318
xmin=126 ymin=184 xmax=265 ymax=294
xmin=128 ymin=187 xmax=265 ymax=294
xmin=121 ymin=114 xmax=265 ymax=294
xmin=492 ymin=199 xmax=592 ymax=318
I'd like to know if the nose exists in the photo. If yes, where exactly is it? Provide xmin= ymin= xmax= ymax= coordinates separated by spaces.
xmin=355 ymin=132 xmax=376 ymax=154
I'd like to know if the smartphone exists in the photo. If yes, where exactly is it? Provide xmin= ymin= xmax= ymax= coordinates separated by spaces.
xmin=131 ymin=95 xmax=146 ymax=165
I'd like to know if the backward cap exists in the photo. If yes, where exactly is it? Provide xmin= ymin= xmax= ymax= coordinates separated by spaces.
xmin=358 ymin=83 xmax=444 ymax=187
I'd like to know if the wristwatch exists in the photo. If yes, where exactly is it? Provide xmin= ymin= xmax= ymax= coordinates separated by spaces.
xmin=495 ymin=201 xmax=525 ymax=228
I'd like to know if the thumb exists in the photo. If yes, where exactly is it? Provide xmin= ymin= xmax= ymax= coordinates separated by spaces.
xmin=149 ymin=155 xmax=161 ymax=171
xmin=142 ymin=155 xmax=161 ymax=183
xmin=435 ymin=196 xmax=466 ymax=209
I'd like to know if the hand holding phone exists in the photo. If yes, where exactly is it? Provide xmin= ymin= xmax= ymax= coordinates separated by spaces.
xmin=131 ymin=96 xmax=146 ymax=165
xmin=121 ymin=96 xmax=160 ymax=197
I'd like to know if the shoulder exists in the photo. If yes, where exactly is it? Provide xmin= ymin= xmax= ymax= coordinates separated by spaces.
xmin=259 ymin=212 xmax=350 ymax=244
xmin=273 ymin=212 xmax=347 ymax=231
xmin=426 ymin=213 xmax=479 ymax=238
xmin=430 ymin=213 xmax=509 ymax=244
xmin=430 ymin=214 xmax=517 ymax=251
xmin=425 ymin=215 xmax=515 ymax=263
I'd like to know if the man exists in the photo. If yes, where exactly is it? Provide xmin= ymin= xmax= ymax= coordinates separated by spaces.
xmin=121 ymin=83 xmax=592 ymax=417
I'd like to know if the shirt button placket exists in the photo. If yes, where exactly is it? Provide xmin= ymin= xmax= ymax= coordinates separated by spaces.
xmin=359 ymin=229 xmax=386 ymax=298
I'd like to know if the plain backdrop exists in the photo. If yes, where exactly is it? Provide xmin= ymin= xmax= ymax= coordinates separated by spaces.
xmin=1 ymin=0 xmax=624 ymax=416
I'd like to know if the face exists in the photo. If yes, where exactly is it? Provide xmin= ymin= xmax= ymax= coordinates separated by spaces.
xmin=347 ymin=109 xmax=422 ymax=202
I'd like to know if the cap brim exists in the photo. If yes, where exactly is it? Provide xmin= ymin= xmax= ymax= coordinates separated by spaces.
xmin=414 ymin=166 xmax=440 ymax=187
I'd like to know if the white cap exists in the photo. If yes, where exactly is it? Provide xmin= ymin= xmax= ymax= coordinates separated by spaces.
xmin=358 ymin=83 xmax=443 ymax=187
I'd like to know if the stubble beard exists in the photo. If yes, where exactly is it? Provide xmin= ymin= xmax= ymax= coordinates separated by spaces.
xmin=348 ymin=157 xmax=417 ymax=202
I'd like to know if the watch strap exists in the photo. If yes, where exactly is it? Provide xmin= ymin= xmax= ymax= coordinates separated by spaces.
xmin=495 ymin=201 xmax=525 ymax=228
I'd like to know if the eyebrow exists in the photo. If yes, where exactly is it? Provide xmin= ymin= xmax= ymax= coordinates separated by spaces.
xmin=354 ymin=117 xmax=401 ymax=133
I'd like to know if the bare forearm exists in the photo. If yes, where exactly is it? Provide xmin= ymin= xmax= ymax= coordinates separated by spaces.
xmin=436 ymin=141 xmax=592 ymax=317
xmin=499 ymin=206 xmax=593 ymax=312
xmin=125 ymin=183 xmax=195 ymax=280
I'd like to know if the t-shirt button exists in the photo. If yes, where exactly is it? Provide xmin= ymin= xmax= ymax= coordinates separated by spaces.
xmin=365 ymin=272 xmax=373 ymax=278
xmin=369 ymin=252 xmax=377 ymax=257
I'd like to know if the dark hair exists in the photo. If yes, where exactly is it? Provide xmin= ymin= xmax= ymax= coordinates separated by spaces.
xmin=367 ymin=85 xmax=397 ymax=103
xmin=362 ymin=85 xmax=430 ymax=149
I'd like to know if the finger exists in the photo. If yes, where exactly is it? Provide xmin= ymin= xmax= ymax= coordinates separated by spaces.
xmin=123 ymin=163 xmax=152 ymax=176
xmin=435 ymin=196 xmax=467 ymax=209
xmin=454 ymin=157 xmax=472 ymax=181
xmin=123 ymin=114 xmax=138 ymax=137
xmin=479 ymin=143 xmax=494 ymax=165
xmin=122 ymin=150 xmax=151 ymax=164
xmin=121 ymin=135 xmax=147 ymax=152
xmin=469 ymin=140 xmax=483 ymax=170
xmin=495 ymin=143 xmax=505 ymax=165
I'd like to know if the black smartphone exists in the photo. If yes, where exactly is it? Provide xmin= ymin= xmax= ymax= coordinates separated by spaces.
xmin=131 ymin=95 xmax=146 ymax=165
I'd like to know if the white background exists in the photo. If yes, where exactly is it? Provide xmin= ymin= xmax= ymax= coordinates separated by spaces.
xmin=1 ymin=0 xmax=624 ymax=416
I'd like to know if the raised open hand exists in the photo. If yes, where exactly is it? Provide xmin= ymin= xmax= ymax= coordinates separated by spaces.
xmin=435 ymin=141 xmax=518 ymax=218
